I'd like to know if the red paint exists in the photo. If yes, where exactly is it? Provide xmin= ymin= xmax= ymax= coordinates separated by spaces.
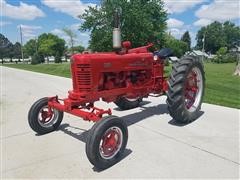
xmin=100 ymin=129 xmax=121 ymax=158
xmin=185 ymin=70 xmax=198 ymax=109
xmin=48 ymin=43 xmax=169 ymax=121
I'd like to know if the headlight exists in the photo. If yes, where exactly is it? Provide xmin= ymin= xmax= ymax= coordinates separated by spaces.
xmin=153 ymin=55 xmax=158 ymax=61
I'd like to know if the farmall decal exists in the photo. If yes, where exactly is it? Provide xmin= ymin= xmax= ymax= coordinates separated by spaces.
xmin=129 ymin=59 xmax=148 ymax=67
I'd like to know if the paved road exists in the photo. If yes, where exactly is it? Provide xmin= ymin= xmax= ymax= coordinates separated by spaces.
xmin=1 ymin=66 xmax=239 ymax=179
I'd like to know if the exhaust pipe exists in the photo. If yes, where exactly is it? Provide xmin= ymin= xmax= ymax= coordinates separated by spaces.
xmin=113 ymin=9 xmax=121 ymax=50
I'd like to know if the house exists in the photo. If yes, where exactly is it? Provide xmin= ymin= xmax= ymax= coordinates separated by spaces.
xmin=231 ymin=46 xmax=240 ymax=53
xmin=169 ymin=56 xmax=179 ymax=62
xmin=185 ymin=50 xmax=210 ymax=58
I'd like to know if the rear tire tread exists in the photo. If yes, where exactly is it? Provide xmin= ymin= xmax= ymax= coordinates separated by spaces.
xmin=166 ymin=56 xmax=205 ymax=123
xmin=115 ymin=97 xmax=142 ymax=110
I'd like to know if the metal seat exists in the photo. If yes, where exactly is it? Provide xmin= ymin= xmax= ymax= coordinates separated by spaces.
xmin=154 ymin=48 xmax=173 ymax=59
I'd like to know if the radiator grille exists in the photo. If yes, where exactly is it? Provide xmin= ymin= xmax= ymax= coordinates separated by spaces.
xmin=76 ymin=64 xmax=92 ymax=92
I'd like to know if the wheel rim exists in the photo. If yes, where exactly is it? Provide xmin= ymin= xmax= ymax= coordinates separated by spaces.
xmin=37 ymin=106 xmax=59 ymax=128
xmin=99 ymin=126 xmax=123 ymax=159
xmin=125 ymin=97 xmax=139 ymax=102
xmin=184 ymin=67 xmax=203 ymax=112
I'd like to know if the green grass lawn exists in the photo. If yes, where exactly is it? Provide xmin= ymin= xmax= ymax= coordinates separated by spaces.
xmin=2 ymin=62 xmax=240 ymax=109
xmin=3 ymin=63 xmax=72 ymax=78
xmin=203 ymin=63 xmax=240 ymax=109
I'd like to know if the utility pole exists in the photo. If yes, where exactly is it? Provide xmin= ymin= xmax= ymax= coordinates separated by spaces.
xmin=202 ymin=33 xmax=205 ymax=62
xmin=19 ymin=25 xmax=24 ymax=63
xmin=35 ymin=37 xmax=38 ymax=54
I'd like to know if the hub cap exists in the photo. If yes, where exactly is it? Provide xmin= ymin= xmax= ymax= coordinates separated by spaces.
xmin=184 ymin=67 xmax=203 ymax=112
xmin=99 ymin=126 xmax=123 ymax=159
xmin=37 ymin=106 xmax=59 ymax=127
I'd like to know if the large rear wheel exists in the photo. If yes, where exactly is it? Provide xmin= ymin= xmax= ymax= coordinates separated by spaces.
xmin=166 ymin=56 xmax=205 ymax=123
xmin=114 ymin=97 xmax=142 ymax=110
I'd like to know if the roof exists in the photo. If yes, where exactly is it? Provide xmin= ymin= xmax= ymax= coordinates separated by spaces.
xmin=186 ymin=50 xmax=209 ymax=57
xmin=169 ymin=56 xmax=179 ymax=61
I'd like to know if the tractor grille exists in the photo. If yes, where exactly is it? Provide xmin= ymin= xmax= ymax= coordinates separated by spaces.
xmin=76 ymin=64 xmax=92 ymax=92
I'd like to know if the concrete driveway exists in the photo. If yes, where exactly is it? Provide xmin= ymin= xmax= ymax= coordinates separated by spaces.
xmin=1 ymin=66 xmax=239 ymax=178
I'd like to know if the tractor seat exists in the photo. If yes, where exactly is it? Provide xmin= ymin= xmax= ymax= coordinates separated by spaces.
xmin=154 ymin=48 xmax=173 ymax=59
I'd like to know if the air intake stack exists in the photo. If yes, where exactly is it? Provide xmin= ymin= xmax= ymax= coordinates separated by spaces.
xmin=113 ymin=8 xmax=121 ymax=51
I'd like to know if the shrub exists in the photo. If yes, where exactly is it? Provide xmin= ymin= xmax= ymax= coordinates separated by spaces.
xmin=31 ymin=53 xmax=44 ymax=65
xmin=212 ymin=53 xmax=237 ymax=63
xmin=226 ymin=53 xmax=238 ymax=63
xmin=212 ymin=47 xmax=237 ymax=63
xmin=54 ymin=52 xmax=62 ymax=63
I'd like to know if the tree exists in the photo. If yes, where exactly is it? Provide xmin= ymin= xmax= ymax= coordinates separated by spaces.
xmin=62 ymin=27 xmax=77 ymax=54
xmin=38 ymin=33 xmax=65 ymax=63
xmin=12 ymin=42 xmax=22 ymax=61
xmin=223 ymin=21 xmax=240 ymax=50
xmin=216 ymin=47 xmax=227 ymax=56
xmin=165 ymin=34 xmax=188 ymax=58
xmin=215 ymin=47 xmax=227 ymax=63
xmin=72 ymin=45 xmax=85 ymax=53
xmin=38 ymin=33 xmax=56 ymax=61
xmin=24 ymin=39 xmax=37 ymax=57
xmin=181 ymin=31 xmax=191 ymax=51
xmin=0 ymin=33 xmax=13 ymax=62
xmin=24 ymin=39 xmax=46 ymax=64
xmin=196 ymin=22 xmax=225 ymax=54
xmin=54 ymin=52 xmax=62 ymax=63
xmin=79 ymin=0 xmax=167 ymax=52
xmin=196 ymin=21 xmax=240 ymax=54
xmin=8 ymin=43 xmax=14 ymax=62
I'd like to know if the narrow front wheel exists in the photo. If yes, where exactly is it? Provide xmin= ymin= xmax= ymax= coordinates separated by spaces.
xmin=86 ymin=116 xmax=128 ymax=169
xmin=28 ymin=97 xmax=63 ymax=134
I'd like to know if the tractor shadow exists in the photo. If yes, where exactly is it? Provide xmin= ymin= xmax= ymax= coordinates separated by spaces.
xmin=113 ymin=101 xmax=151 ymax=111
xmin=57 ymin=123 xmax=132 ymax=172
xmin=92 ymin=148 xmax=132 ymax=172
xmin=57 ymin=103 xmax=204 ymax=143
xmin=119 ymin=103 xmax=204 ymax=127
xmin=56 ymin=103 xmax=204 ymax=171
xmin=57 ymin=103 xmax=169 ymax=144
xmin=121 ymin=104 xmax=169 ymax=126
xmin=57 ymin=103 xmax=169 ymax=143
xmin=168 ymin=111 xmax=204 ymax=127
xmin=57 ymin=123 xmax=89 ymax=143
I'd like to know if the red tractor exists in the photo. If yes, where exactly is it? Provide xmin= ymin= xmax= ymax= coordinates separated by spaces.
xmin=28 ymin=11 xmax=205 ymax=169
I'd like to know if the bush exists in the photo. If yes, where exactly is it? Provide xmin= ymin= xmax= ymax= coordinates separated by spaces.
xmin=54 ymin=52 xmax=62 ymax=63
xmin=211 ymin=47 xmax=237 ymax=63
xmin=31 ymin=53 xmax=44 ymax=65
xmin=212 ymin=53 xmax=237 ymax=63
xmin=226 ymin=53 xmax=238 ymax=63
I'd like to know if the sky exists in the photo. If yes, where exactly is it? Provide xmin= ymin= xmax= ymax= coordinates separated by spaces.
xmin=0 ymin=0 xmax=239 ymax=48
